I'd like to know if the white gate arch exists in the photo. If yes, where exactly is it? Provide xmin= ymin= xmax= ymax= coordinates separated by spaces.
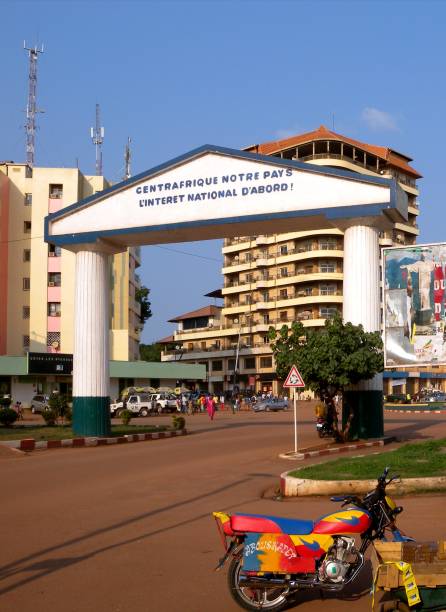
xmin=45 ymin=144 xmax=408 ymax=436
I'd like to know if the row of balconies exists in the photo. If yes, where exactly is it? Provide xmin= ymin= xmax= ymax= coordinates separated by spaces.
xmin=225 ymin=266 xmax=342 ymax=282
xmin=225 ymin=246 xmax=342 ymax=267
xmin=225 ymin=289 xmax=341 ymax=307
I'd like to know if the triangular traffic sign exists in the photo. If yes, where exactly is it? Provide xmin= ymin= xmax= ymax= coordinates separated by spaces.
xmin=283 ymin=365 xmax=305 ymax=388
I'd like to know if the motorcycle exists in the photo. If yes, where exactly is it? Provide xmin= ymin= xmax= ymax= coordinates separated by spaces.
xmin=316 ymin=416 xmax=335 ymax=438
xmin=213 ymin=467 xmax=412 ymax=611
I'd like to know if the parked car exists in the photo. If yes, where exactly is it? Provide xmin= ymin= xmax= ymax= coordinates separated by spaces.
xmin=30 ymin=394 xmax=50 ymax=414
xmin=252 ymin=398 xmax=289 ymax=412
xmin=110 ymin=394 xmax=153 ymax=417
xmin=149 ymin=393 xmax=178 ymax=413
xmin=427 ymin=392 xmax=446 ymax=403
xmin=384 ymin=393 xmax=411 ymax=404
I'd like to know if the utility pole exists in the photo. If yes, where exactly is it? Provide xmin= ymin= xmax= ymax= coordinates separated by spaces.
xmin=124 ymin=137 xmax=131 ymax=180
xmin=90 ymin=103 xmax=104 ymax=176
xmin=24 ymin=41 xmax=44 ymax=167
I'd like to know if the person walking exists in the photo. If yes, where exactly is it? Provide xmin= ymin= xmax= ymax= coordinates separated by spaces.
xmin=220 ymin=394 xmax=225 ymax=411
xmin=205 ymin=395 xmax=216 ymax=421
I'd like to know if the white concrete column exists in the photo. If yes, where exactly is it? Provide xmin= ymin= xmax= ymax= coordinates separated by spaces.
xmin=72 ymin=249 xmax=110 ymax=435
xmin=343 ymin=225 xmax=380 ymax=332
xmin=343 ymin=224 xmax=382 ymax=393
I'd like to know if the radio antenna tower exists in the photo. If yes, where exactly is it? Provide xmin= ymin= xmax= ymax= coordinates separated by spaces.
xmin=24 ymin=41 xmax=44 ymax=167
xmin=90 ymin=104 xmax=104 ymax=176
xmin=124 ymin=137 xmax=131 ymax=180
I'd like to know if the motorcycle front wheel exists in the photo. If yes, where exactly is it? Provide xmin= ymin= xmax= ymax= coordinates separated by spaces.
xmin=227 ymin=549 xmax=289 ymax=611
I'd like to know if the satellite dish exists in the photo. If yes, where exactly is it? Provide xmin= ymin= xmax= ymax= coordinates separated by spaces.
xmin=51 ymin=340 xmax=60 ymax=348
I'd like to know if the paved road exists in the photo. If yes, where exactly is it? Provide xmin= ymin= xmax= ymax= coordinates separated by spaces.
xmin=1 ymin=405 xmax=446 ymax=612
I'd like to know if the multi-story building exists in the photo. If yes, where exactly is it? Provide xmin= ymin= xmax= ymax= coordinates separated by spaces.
xmin=0 ymin=162 xmax=142 ymax=362
xmin=161 ymin=126 xmax=421 ymax=395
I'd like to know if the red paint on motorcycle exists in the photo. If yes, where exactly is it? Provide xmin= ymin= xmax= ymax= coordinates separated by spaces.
xmin=231 ymin=515 xmax=282 ymax=534
xmin=313 ymin=509 xmax=372 ymax=535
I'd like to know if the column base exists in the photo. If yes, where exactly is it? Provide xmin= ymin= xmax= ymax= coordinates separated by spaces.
xmin=342 ymin=390 xmax=384 ymax=440
xmin=73 ymin=397 xmax=111 ymax=437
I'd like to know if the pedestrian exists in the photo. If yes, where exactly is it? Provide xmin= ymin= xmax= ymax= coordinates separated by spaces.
xmin=220 ymin=394 xmax=225 ymax=411
xmin=187 ymin=399 xmax=194 ymax=415
xmin=200 ymin=395 xmax=204 ymax=412
xmin=205 ymin=395 xmax=216 ymax=421
xmin=181 ymin=394 xmax=188 ymax=414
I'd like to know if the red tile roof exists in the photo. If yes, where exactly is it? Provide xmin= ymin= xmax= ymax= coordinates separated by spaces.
xmin=168 ymin=305 xmax=222 ymax=323
xmin=156 ymin=335 xmax=175 ymax=344
xmin=245 ymin=125 xmax=422 ymax=178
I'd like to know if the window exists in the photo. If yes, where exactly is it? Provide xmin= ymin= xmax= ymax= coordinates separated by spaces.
xmin=263 ymin=313 xmax=270 ymax=324
xmin=320 ymin=285 xmax=336 ymax=295
xmin=188 ymin=343 xmax=193 ymax=350
xmin=47 ymin=332 xmax=60 ymax=350
xmin=49 ymin=184 xmax=63 ymax=199
xmin=48 ymin=272 xmax=61 ymax=287
xmin=228 ymin=358 xmax=236 ymax=371
xmin=280 ymin=311 xmax=288 ymax=322
xmin=279 ymin=245 xmax=288 ymax=255
xmin=263 ymin=335 xmax=270 ymax=344
xmin=23 ymin=249 xmax=31 ymax=262
xmin=260 ymin=356 xmax=272 ymax=368
xmin=183 ymin=317 xmax=209 ymax=330
xmin=320 ymin=307 xmax=338 ymax=319
xmin=279 ymin=267 xmax=288 ymax=278
xmin=245 ymin=273 xmax=253 ymax=283
xmin=319 ymin=239 xmax=337 ymax=250
xmin=212 ymin=360 xmax=223 ymax=371
xmin=320 ymin=261 xmax=336 ymax=273
xmin=48 ymin=244 xmax=62 ymax=257
xmin=23 ymin=277 xmax=30 ymax=291
xmin=279 ymin=288 xmax=288 ymax=299
xmin=201 ymin=342 xmax=207 ymax=350
xmin=24 ymin=221 xmax=31 ymax=233
xmin=23 ymin=335 xmax=30 ymax=349
xmin=244 ymin=357 xmax=255 ymax=369
xmin=48 ymin=302 xmax=61 ymax=317
xmin=22 ymin=306 xmax=30 ymax=319
xmin=24 ymin=193 xmax=32 ymax=206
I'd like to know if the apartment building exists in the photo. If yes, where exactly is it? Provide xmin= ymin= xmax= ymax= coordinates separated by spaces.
xmin=0 ymin=162 xmax=141 ymax=369
xmin=161 ymin=126 xmax=422 ymax=395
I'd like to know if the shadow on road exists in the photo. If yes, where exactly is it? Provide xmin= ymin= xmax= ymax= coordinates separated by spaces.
xmin=0 ymin=476 xmax=264 ymax=596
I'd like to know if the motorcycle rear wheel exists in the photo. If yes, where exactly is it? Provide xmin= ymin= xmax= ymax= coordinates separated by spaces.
xmin=227 ymin=549 xmax=289 ymax=611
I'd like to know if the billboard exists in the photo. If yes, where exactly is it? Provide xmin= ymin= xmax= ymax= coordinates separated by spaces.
xmin=383 ymin=243 xmax=446 ymax=367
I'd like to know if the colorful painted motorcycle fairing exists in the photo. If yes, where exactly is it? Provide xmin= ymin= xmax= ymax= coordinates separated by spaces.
xmin=313 ymin=509 xmax=372 ymax=535
xmin=230 ymin=512 xmax=314 ymax=535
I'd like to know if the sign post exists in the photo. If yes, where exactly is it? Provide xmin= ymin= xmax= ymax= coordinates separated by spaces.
xmin=283 ymin=365 xmax=305 ymax=454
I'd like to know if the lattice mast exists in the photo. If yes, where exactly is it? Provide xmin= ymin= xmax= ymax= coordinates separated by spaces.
xmin=90 ymin=104 xmax=104 ymax=176
xmin=124 ymin=137 xmax=131 ymax=180
xmin=24 ymin=41 xmax=44 ymax=167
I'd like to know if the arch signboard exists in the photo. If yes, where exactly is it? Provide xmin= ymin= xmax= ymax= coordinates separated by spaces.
xmin=45 ymin=144 xmax=408 ymax=437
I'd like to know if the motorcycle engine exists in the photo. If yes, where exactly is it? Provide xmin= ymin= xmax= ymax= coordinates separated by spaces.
xmin=318 ymin=536 xmax=357 ymax=583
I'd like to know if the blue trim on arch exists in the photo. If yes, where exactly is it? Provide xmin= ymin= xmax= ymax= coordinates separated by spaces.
xmin=44 ymin=142 xmax=404 ymax=246
xmin=46 ymin=202 xmax=391 ymax=247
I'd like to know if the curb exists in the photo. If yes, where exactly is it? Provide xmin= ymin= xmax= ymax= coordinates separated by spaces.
xmin=0 ymin=429 xmax=188 ymax=452
xmin=279 ymin=438 xmax=392 ymax=461
xmin=385 ymin=408 xmax=446 ymax=414
xmin=280 ymin=472 xmax=446 ymax=497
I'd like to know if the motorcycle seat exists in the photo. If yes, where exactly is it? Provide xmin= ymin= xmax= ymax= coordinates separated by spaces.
xmin=231 ymin=513 xmax=314 ymax=535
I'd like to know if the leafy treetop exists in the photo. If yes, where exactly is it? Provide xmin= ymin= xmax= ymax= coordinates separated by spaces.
xmin=269 ymin=314 xmax=383 ymax=398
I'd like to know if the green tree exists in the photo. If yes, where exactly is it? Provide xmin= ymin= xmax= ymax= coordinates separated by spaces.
xmin=269 ymin=314 xmax=384 ymax=440
xmin=139 ymin=343 xmax=162 ymax=362
xmin=135 ymin=285 xmax=152 ymax=324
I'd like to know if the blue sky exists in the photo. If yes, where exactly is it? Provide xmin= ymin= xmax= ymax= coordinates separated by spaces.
xmin=1 ymin=0 xmax=445 ymax=343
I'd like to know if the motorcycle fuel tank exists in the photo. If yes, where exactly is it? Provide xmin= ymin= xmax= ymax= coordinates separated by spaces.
xmin=313 ymin=508 xmax=372 ymax=535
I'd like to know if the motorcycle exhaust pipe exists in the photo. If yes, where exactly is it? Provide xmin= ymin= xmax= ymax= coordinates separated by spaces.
xmin=239 ymin=576 xmax=289 ymax=589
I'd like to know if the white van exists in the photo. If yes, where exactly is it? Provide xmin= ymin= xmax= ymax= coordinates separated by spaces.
xmin=110 ymin=394 xmax=153 ymax=417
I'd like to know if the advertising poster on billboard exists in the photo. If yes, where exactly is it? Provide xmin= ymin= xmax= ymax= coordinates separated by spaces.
xmin=383 ymin=243 xmax=446 ymax=367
